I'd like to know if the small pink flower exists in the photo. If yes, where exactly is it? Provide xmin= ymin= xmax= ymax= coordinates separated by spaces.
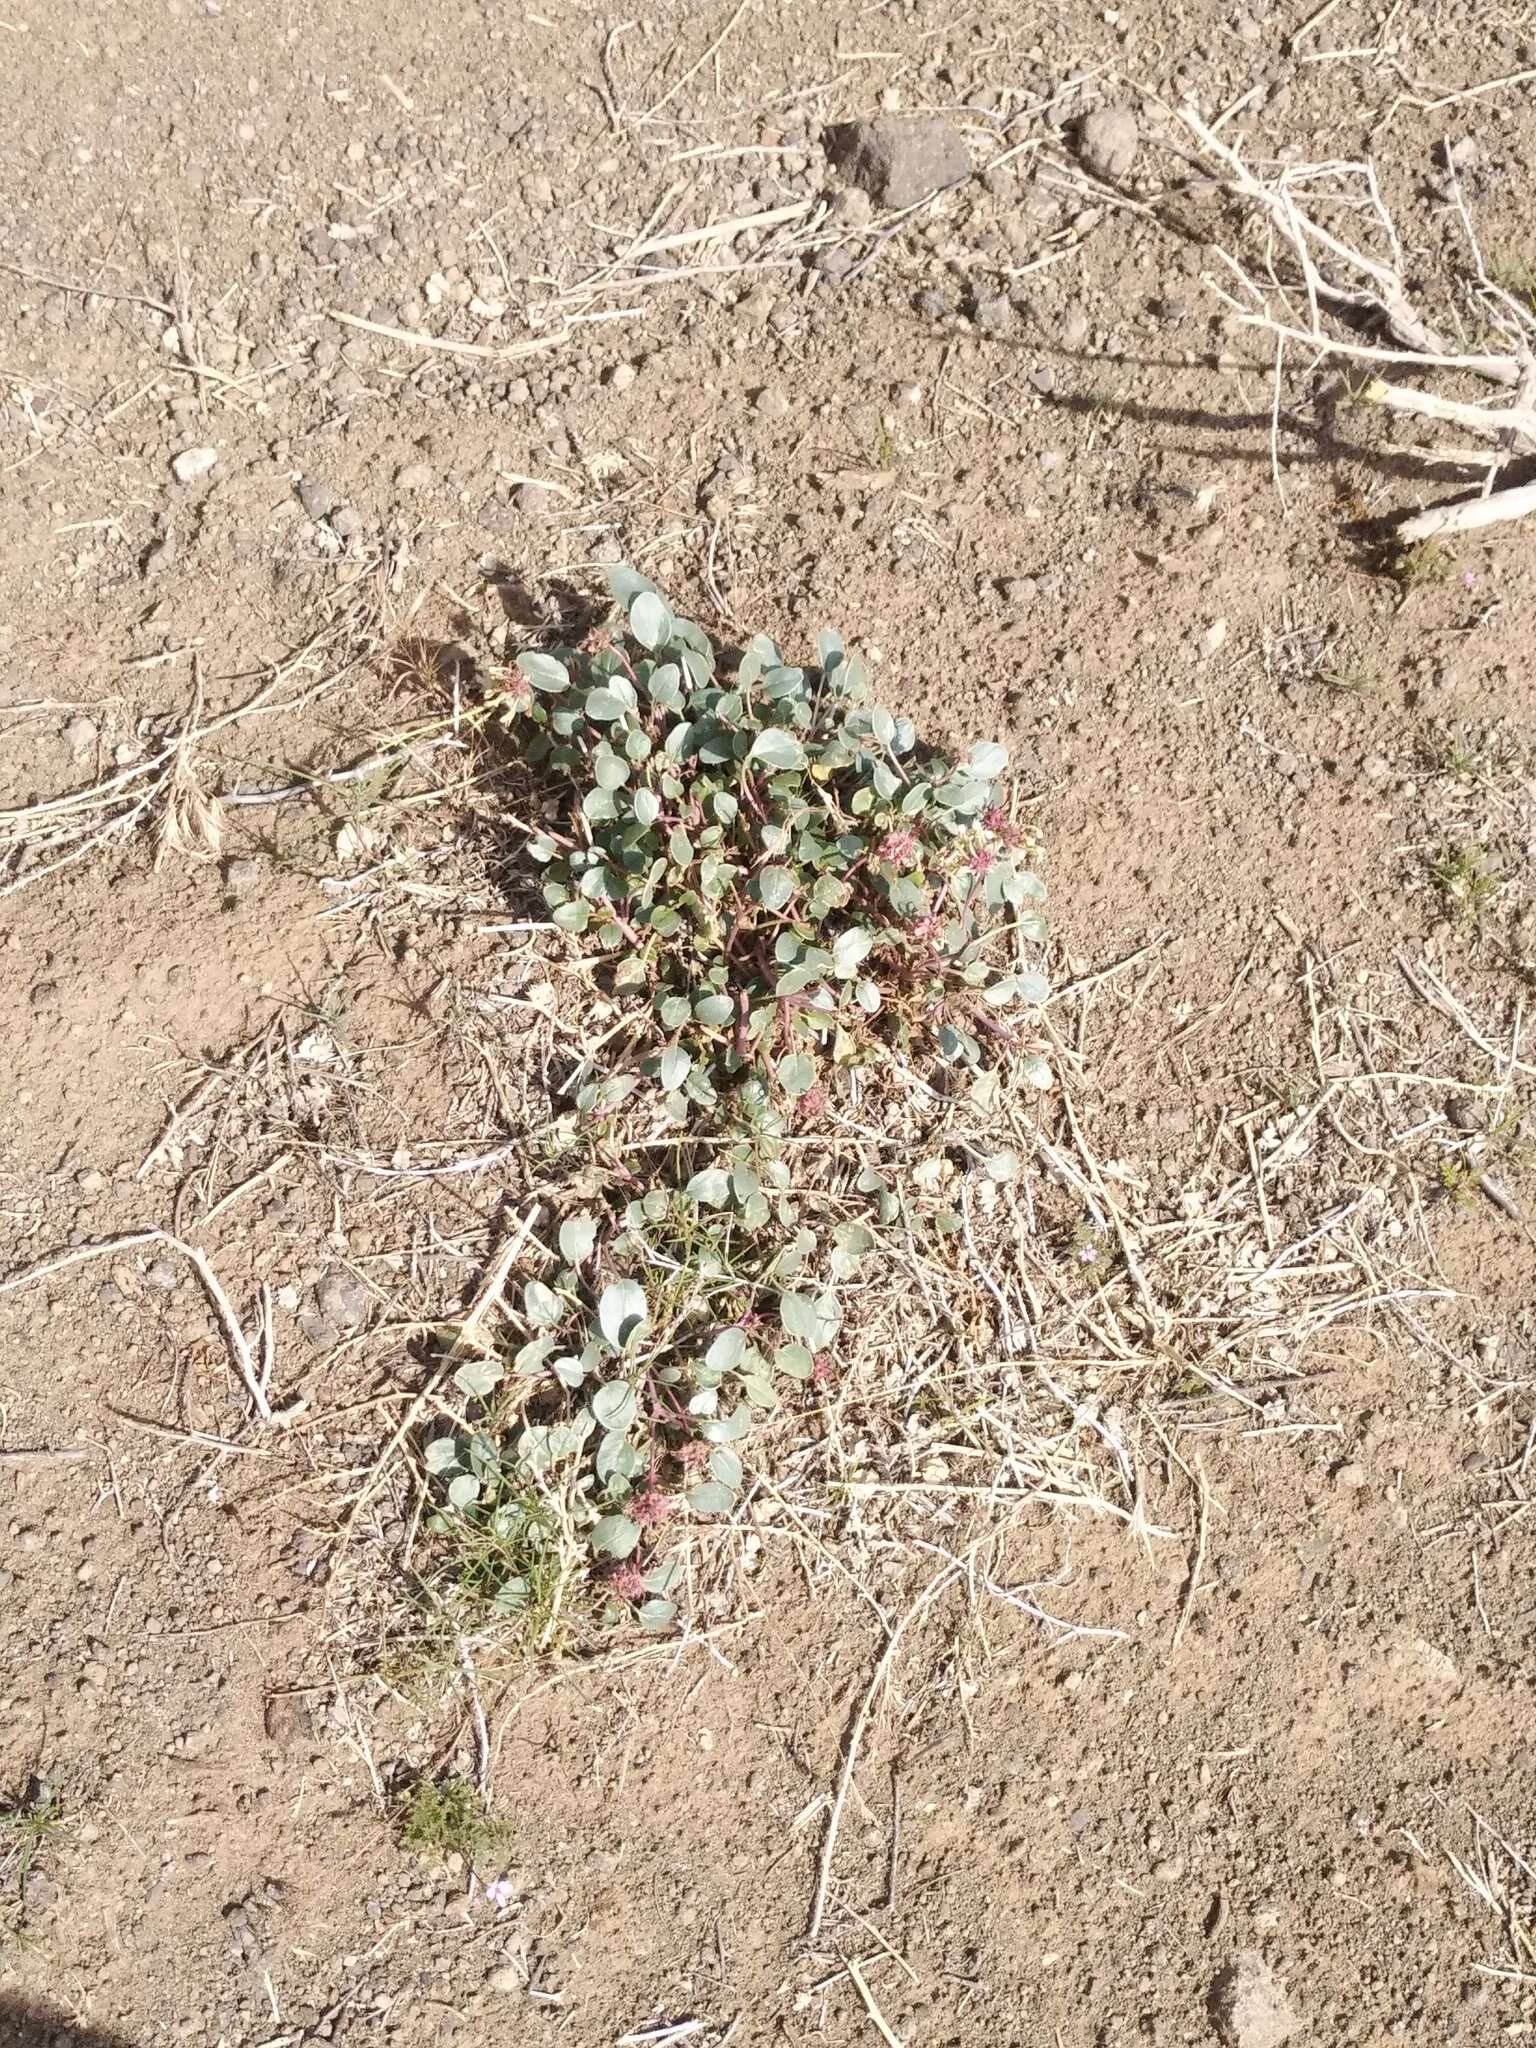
xmin=879 ymin=828 xmax=919 ymax=868
xmin=630 ymin=1488 xmax=672 ymax=1529
xmin=982 ymin=805 xmax=1020 ymax=847
xmin=481 ymin=1876 xmax=517 ymax=1912
xmin=908 ymin=912 xmax=943 ymax=944
xmin=812 ymin=1353 xmax=836 ymax=1386
xmin=967 ymin=847 xmax=995 ymax=876
xmin=798 ymin=1085 xmax=828 ymax=1122
xmin=607 ymin=1562 xmax=647 ymax=1601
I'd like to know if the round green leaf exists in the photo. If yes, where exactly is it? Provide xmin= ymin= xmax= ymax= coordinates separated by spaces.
xmin=630 ymin=590 xmax=673 ymax=650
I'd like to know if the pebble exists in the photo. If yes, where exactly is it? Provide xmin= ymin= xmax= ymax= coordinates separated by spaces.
xmin=1059 ymin=305 xmax=1089 ymax=350
xmin=143 ymin=532 xmax=176 ymax=578
xmin=395 ymin=462 xmax=433 ymax=493
xmin=1210 ymin=1950 xmax=1301 ymax=2048
xmin=171 ymin=446 xmax=219 ymax=484
xmin=75 ymin=1169 xmax=106 ymax=1195
xmin=1361 ymin=751 xmax=1392 ymax=785
xmin=485 ymin=1965 xmax=523 ymax=1995
xmin=330 ymin=504 xmax=364 ymax=541
xmin=826 ymin=115 xmax=969 ymax=210
xmin=1334 ymin=1462 xmax=1368 ymax=1491
xmin=971 ymin=292 xmax=1012 ymax=334
xmin=297 ymin=476 xmax=337 ymax=520
xmin=314 ymin=1267 xmax=370 ymax=1331
xmin=514 ymin=481 xmax=552 ymax=515
xmin=893 ymin=381 xmax=923 ymax=406
xmin=62 ymin=715 xmax=99 ymax=763
xmin=224 ymin=857 xmax=260 ymax=893
xmin=15 ymin=1528 xmax=46 ymax=1553
xmin=1076 ymin=104 xmax=1140 ymax=182
xmin=145 ymin=1258 xmax=180 ymax=1291
xmin=754 ymin=386 xmax=790 ymax=418
xmin=607 ymin=361 xmax=637 ymax=392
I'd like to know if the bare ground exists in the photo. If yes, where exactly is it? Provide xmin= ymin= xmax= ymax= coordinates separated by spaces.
xmin=4 ymin=2 xmax=1536 ymax=2044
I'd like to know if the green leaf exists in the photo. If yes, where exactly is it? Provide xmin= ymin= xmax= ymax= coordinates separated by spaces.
xmin=605 ymin=563 xmax=659 ymax=606
xmin=776 ymin=1052 xmax=817 ymax=1098
xmin=694 ymin=992 xmax=734 ymax=1029
xmin=523 ymin=1279 xmax=565 ymax=1328
xmin=687 ymin=1481 xmax=735 ymax=1516
xmin=453 ymin=1358 xmax=503 ymax=1399
xmin=630 ymin=590 xmax=673 ymax=650
xmin=446 ymin=1473 xmax=481 ymax=1510
xmin=516 ymin=650 xmax=570 ymax=694
xmin=709 ymin=1447 xmax=744 ymax=1490
xmin=779 ymin=1291 xmax=819 ymax=1341
xmin=831 ymin=926 xmax=874 ymax=978
xmin=590 ymin=1512 xmax=641 ymax=1558
xmin=598 ymin=1279 xmax=648 ymax=1351
xmin=591 ymin=1382 xmax=638 ymax=1432
xmin=659 ymin=1046 xmax=692 ymax=1090
xmin=551 ymin=899 xmax=590 ymax=933
xmin=637 ymin=1597 xmax=676 ymax=1629
xmin=775 ymin=1342 xmax=814 ymax=1379
xmin=686 ymin=1167 xmax=731 ymax=1207
xmin=633 ymin=788 xmax=661 ymax=829
xmin=424 ymin=1436 xmax=461 ymax=1474
xmin=756 ymin=865 xmax=794 ymax=911
xmin=746 ymin=728 xmax=807 ymax=773
xmin=705 ymin=1326 xmax=747 ymax=1373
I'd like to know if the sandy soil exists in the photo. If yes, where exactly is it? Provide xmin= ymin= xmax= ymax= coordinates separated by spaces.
xmin=3 ymin=1 xmax=1536 ymax=2044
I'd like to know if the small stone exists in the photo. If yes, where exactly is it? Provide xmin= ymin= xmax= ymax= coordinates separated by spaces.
xmin=75 ymin=1169 xmax=106 ymax=1195
xmin=63 ymin=716 xmax=99 ymax=763
xmin=1039 ymin=448 xmax=1066 ymax=475
xmin=893 ymin=381 xmax=923 ymax=406
xmin=1059 ymin=305 xmax=1089 ymax=350
xmin=145 ymin=1258 xmax=179 ymax=1292
xmin=1210 ymin=1950 xmax=1301 ymax=2048
xmin=142 ymin=532 xmax=176 ymax=578
xmin=825 ymin=116 xmax=970 ymax=210
xmin=297 ymin=476 xmax=336 ymax=520
xmin=999 ymin=577 xmax=1039 ymax=604
xmin=1200 ymin=617 xmax=1229 ymax=658
xmin=1334 ymin=1462 xmax=1368 ymax=1491
xmin=1152 ymin=1855 xmax=1186 ymax=1880
xmin=1361 ymin=751 xmax=1392 ymax=785
xmin=754 ymin=386 xmax=791 ymax=418
xmin=514 ymin=481 xmax=551 ymax=515
xmin=1076 ymin=104 xmax=1139 ymax=182
xmin=30 ymin=980 xmax=59 ymax=1011
xmin=171 ymin=446 xmax=219 ymax=484
xmin=607 ymin=360 xmax=637 ymax=392
xmin=224 ymin=857 xmax=259 ymax=893
xmin=330 ymin=504 xmax=364 ymax=541
xmin=970 ymin=292 xmax=1012 ymax=334
xmin=314 ymin=1267 xmax=370 ymax=1331
xmin=395 ymin=462 xmax=433 ymax=493
xmin=1028 ymin=363 xmax=1057 ymax=394
xmin=15 ymin=1528 xmax=46 ymax=1553
xmin=486 ymin=1965 xmax=523 ymax=1995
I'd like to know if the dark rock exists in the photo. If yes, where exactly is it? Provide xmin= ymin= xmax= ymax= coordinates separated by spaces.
xmin=824 ymin=116 xmax=969 ymax=210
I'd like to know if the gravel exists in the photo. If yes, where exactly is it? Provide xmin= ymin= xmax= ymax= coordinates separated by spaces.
xmin=395 ymin=462 xmax=433 ymax=492
xmin=171 ymin=446 xmax=219 ymax=484
xmin=297 ymin=476 xmax=337 ymax=520
xmin=1076 ymin=104 xmax=1140 ymax=182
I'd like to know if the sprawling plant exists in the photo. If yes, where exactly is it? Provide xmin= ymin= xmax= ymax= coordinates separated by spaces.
xmin=424 ymin=570 xmax=1049 ymax=1632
